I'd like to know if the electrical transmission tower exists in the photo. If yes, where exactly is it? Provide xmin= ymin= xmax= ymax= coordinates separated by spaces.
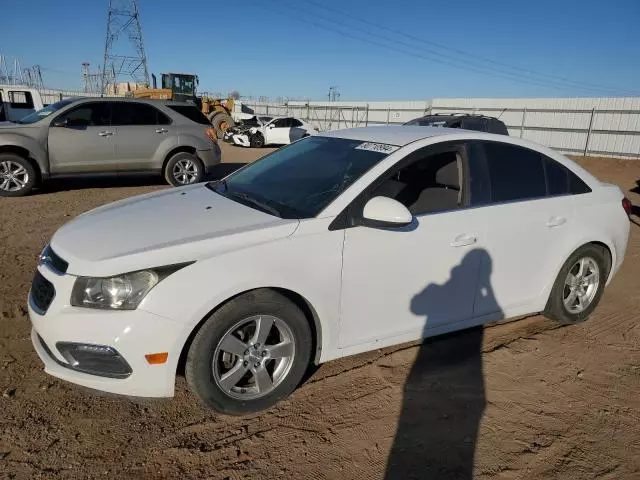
xmin=101 ymin=0 xmax=149 ymax=95
xmin=82 ymin=63 xmax=103 ymax=94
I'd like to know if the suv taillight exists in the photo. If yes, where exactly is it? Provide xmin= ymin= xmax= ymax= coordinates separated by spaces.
xmin=622 ymin=197 xmax=632 ymax=216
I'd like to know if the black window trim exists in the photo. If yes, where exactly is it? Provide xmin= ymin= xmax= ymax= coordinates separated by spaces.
xmin=329 ymin=140 xmax=471 ymax=231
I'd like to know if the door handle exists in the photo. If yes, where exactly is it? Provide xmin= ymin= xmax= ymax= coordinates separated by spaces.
xmin=546 ymin=216 xmax=567 ymax=228
xmin=450 ymin=234 xmax=477 ymax=248
xmin=155 ymin=128 xmax=168 ymax=133
xmin=98 ymin=131 xmax=113 ymax=137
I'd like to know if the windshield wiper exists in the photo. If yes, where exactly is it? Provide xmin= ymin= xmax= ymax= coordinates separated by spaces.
xmin=228 ymin=191 xmax=281 ymax=217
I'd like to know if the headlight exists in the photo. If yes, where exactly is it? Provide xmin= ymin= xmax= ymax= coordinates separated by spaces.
xmin=70 ymin=264 xmax=191 ymax=310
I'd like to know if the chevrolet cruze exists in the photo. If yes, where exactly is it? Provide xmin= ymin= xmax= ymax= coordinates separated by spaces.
xmin=28 ymin=126 xmax=631 ymax=414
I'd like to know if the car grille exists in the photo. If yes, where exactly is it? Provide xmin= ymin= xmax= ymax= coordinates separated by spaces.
xmin=31 ymin=271 xmax=55 ymax=313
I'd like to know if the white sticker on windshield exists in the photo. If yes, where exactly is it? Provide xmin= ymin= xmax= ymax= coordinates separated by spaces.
xmin=355 ymin=142 xmax=399 ymax=154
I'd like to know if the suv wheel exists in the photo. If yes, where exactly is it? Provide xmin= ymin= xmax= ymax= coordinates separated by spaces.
xmin=185 ymin=289 xmax=312 ymax=414
xmin=544 ymin=244 xmax=609 ymax=324
xmin=164 ymin=152 xmax=204 ymax=187
xmin=0 ymin=153 xmax=36 ymax=197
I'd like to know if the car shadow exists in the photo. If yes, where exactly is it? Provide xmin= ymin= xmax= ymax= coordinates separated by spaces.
xmin=386 ymin=248 xmax=501 ymax=480
xmin=36 ymin=163 xmax=247 ymax=195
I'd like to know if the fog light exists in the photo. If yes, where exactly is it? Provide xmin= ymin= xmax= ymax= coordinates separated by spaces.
xmin=56 ymin=342 xmax=132 ymax=378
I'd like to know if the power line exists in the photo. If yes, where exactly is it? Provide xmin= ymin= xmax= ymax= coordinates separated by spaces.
xmin=260 ymin=0 xmax=635 ymax=96
xmin=300 ymin=0 xmax=635 ymax=96
xmin=258 ymin=2 xmax=589 ymax=94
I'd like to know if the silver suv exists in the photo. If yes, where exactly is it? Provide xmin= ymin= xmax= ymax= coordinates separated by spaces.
xmin=0 ymin=98 xmax=221 ymax=196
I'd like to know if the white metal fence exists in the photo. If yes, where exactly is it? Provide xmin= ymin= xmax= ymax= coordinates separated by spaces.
xmin=241 ymin=97 xmax=640 ymax=159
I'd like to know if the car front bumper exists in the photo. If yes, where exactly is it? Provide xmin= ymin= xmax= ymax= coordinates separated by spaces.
xmin=28 ymin=264 xmax=186 ymax=398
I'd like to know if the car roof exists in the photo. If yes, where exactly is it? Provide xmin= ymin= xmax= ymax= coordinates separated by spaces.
xmin=319 ymin=125 xmax=469 ymax=146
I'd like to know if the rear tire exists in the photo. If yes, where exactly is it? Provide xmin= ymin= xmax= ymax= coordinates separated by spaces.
xmin=544 ymin=244 xmax=609 ymax=324
xmin=164 ymin=152 xmax=204 ymax=187
xmin=0 ymin=153 xmax=36 ymax=197
xmin=185 ymin=289 xmax=312 ymax=415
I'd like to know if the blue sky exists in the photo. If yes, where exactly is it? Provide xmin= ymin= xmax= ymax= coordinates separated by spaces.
xmin=2 ymin=0 xmax=639 ymax=100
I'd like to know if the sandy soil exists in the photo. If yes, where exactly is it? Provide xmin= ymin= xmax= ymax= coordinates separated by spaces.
xmin=1 ymin=144 xmax=639 ymax=479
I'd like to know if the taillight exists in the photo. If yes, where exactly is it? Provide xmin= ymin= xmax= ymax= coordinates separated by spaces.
xmin=622 ymin=197 xmax=632 ymax=216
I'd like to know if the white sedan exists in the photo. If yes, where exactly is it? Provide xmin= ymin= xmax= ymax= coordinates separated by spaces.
xmin=28 ymin=126 xmax=630 ymax=414
xmin=225 ymin=116 xmax=316 ymax=148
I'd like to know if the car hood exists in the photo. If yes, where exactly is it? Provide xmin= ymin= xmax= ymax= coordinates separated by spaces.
xmin=50 ymin=184 xmax=299 ymax=277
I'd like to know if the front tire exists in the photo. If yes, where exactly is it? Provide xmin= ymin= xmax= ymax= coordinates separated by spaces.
xmin=249 ymin=132 xmax=265 ymax=148
xmin=185 ymin=289 xmax=312 ymax=414
xmin=164 ymin=152 xmax=204 ymax=187
xmin=0 ymin=153 xmax=36 ymax=197
xmin=544 ymin=244 xmax=609 ymax=324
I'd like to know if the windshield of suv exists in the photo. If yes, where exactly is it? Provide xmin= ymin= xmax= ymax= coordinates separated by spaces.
xmin=207 ymin=136 xmax=394 ymax=219
xmin=16 ymin=99 xmax=74 ymax=124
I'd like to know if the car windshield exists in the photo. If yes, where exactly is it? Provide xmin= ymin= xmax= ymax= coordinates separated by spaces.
xmin=16 ymin=99 xmax=75 ymax=124
xmin=207 ymin=136 xmax=393 ymax=219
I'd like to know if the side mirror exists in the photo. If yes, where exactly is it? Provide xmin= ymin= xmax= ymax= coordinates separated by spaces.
xmin=52 ymin=118 xmax=68 ymax=127
xmin=267 ymin=124 xmax=275 ymax=129
xmin=360 ymin=196 xmax=413 ymax=228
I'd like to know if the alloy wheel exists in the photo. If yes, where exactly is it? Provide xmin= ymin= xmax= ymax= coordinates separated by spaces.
xmin=212 ymin=315 xmax=296 ymax=400
xmin=0 ymin=161 xmax=29 ymax=192
xmin=172 ymin=159 xmax=199 ymax=185
xmin=563 ymin=257 xmax=600 ymax=314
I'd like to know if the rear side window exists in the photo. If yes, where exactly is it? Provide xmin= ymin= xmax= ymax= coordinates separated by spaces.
xmin=482 ymin=142 xmax=546 ymax=202
xmin=9 ymin=91 xmax=34 ymax=109
xmin=111 ymin=102 xmax=170 ymax=125
xmin=290 ymin=119 xmax=303 ymax=127
xmin=166 ymin=105 xmax=211 ymax=125
xmin=542 ymin=155 xmax=592 ymax=196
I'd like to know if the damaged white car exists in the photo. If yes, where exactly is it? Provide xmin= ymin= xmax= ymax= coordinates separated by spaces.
xmin=224 ymin=116 xmax=317 ymax=148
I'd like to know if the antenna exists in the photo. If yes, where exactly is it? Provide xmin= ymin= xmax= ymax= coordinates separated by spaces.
xmin=101 ymin=0 xmax=150 ymax=94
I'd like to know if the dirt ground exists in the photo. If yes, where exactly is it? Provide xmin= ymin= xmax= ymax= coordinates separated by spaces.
xmin=1 ymin=143 xmax=639 ymax=480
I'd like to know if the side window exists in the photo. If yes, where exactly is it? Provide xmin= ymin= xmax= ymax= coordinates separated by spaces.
xmin=542 ymin=154 xmax=592 ymax=196
xmin=111 ymin=102 xmax=169 ymax=125
xmin=543 ymin=155 xmax=570 ymax=196
xmin=371 ymin=148 xmax=463 ymax=215
xmin=483 ymin=141 xmax=546 ymax=203
xmin=57 ymin=102 xmax=111 ymax=127
xmin=272 ymin=118 xmax=288 ymax=128
xmin=8 ymin=91 xmax=34 ymax=109
xmin=290 ymin=118 xmax=303 ymax=127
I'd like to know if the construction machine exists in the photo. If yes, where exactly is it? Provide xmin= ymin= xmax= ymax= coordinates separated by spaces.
xmin=131 ymin=72 xmax=235 ymax=138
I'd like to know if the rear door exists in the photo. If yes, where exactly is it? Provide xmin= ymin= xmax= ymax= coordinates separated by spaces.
xmin=111 ymin=102 xmax=175 ymax=172
xmin=48 ymin=101 xmax=116 ymax=174
xmin=288 ymin=118 xmax=308 ymax=142
xmin=467 ymin=141 xmax=578 ymax=316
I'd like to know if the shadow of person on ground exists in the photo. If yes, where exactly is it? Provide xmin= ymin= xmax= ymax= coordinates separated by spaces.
xmin=386 ymin=248 xmax=502 ymax=480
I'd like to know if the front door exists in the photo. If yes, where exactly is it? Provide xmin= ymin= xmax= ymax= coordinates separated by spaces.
xmin=339 ymin=143 xmax=485 ymax=348
xmin=264 ymin=118 xmax=291 ymax=145
xmin=48 ymin=102 xmax=116 ymax=174
xmin=110 ymin=102 xmax=174 ymax=172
